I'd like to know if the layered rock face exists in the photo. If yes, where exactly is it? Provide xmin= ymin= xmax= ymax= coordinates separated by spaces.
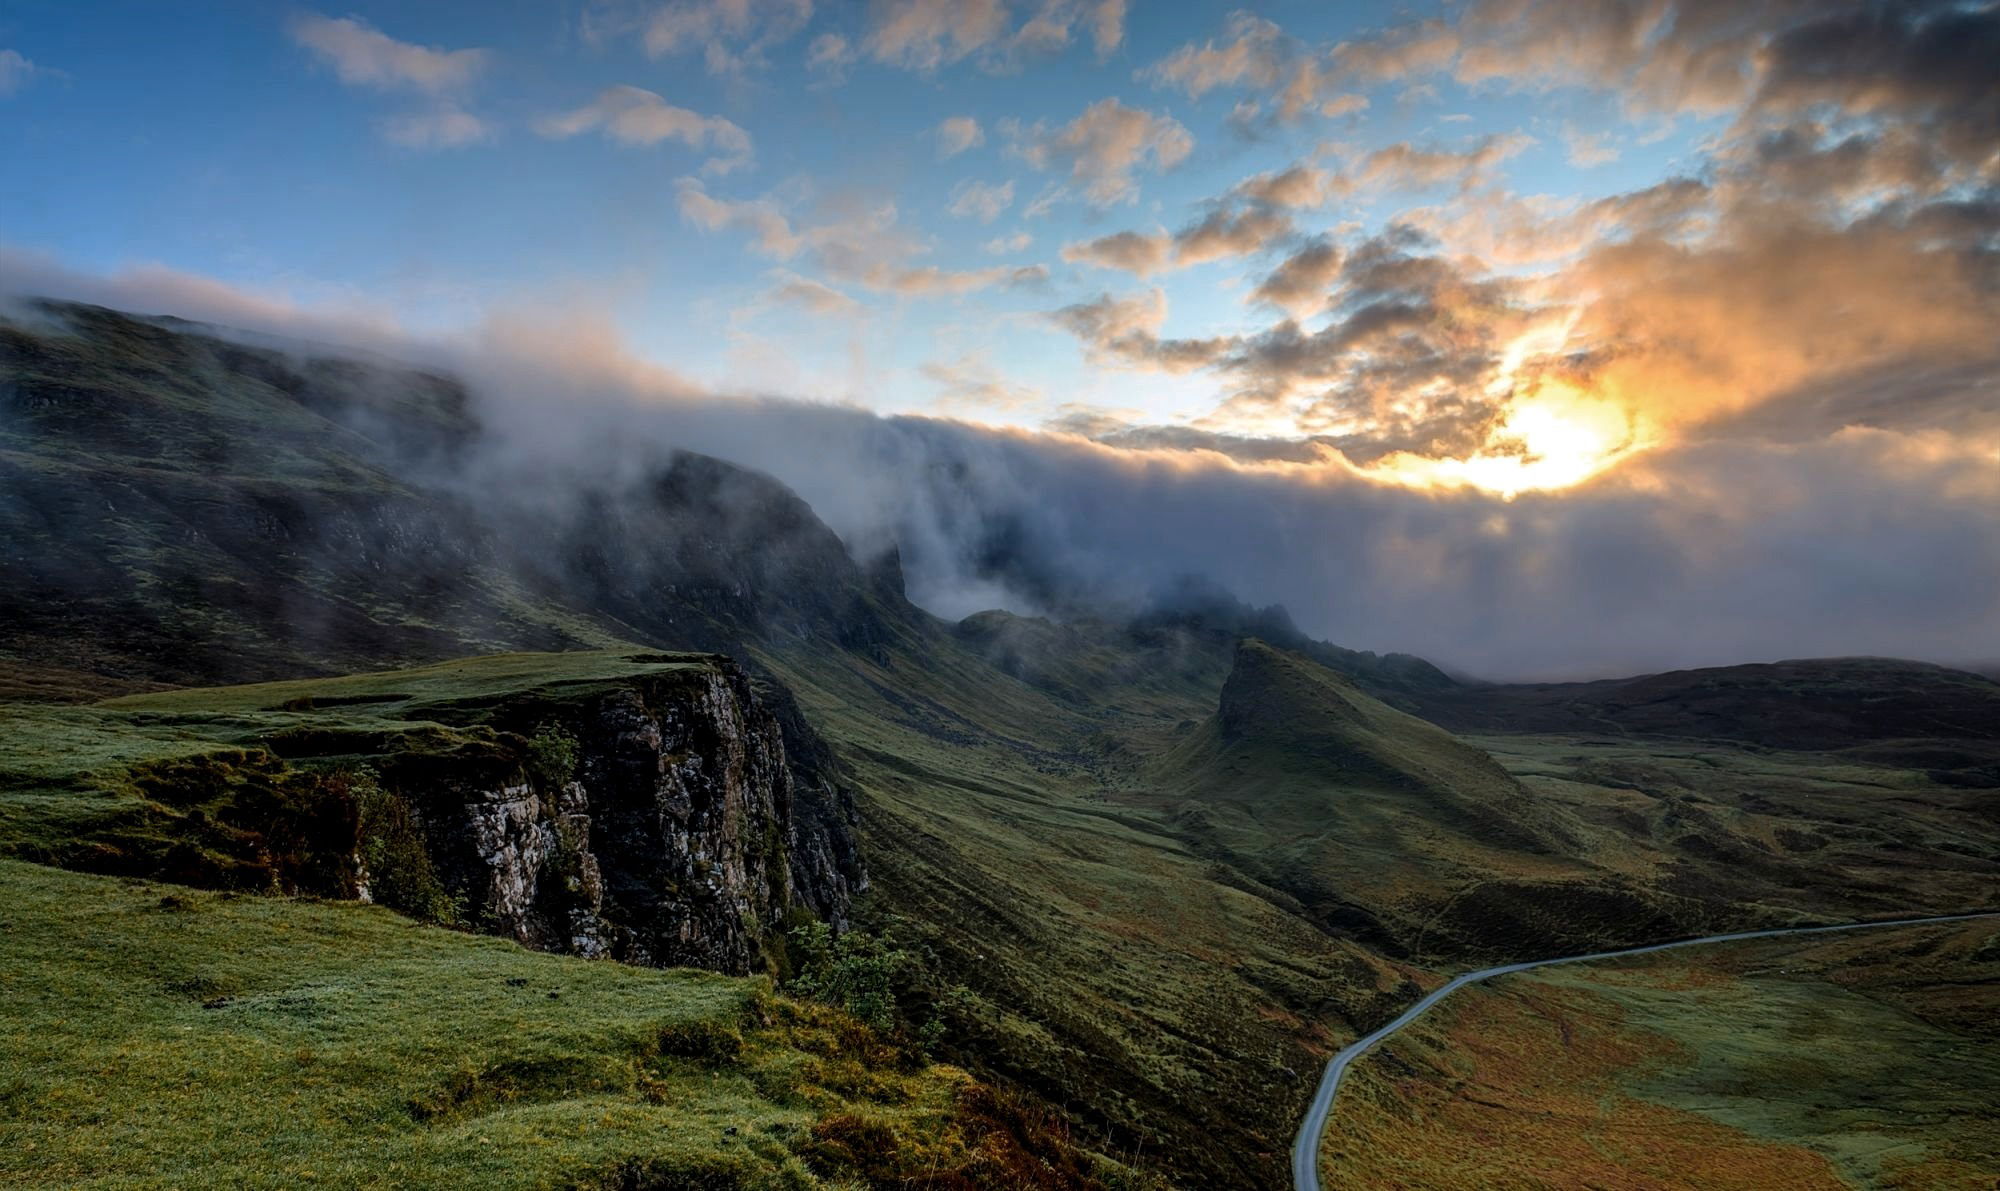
xmin=404 ymin=660 xmax=863 ymax=975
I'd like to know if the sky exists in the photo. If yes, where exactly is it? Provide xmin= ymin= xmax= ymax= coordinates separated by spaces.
xmin=2 ymin=0 xmax=1998 ymax=676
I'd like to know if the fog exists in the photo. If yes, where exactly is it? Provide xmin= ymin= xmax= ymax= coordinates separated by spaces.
xmin=5 ymin=246 xmax=1999 ymax=682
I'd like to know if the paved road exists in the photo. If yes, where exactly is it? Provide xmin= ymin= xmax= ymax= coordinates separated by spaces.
xmin=1291 ymin=911 xmax=2000 ymax=1191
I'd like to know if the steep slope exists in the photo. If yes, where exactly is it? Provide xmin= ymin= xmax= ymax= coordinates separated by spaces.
xmin=0 ymin=300 xmax=916 ymax=688
xmin=755 ymin=627 xmax=1425 ymax=1190
xmin=1137 ymin=642 xmax=1728 ymax=959
xmin=0 ymin=650 xmax=863 ymax=973
xmin=0 ymin=859 xmax=1148 ymax=1190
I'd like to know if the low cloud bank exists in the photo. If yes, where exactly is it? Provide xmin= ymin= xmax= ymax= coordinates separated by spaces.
xmin=5 ymin=247 xmax=1999 ymax=681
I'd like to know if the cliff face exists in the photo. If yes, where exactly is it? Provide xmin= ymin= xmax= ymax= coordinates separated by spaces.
xmin=392 ymin=659 xmax=862 ymax=975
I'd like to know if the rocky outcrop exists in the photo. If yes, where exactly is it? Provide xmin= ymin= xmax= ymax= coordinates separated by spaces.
xmin=389 ymin=658 xmax=861 ymax=975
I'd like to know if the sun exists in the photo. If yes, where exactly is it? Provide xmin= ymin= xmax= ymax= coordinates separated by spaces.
xmin=1365 ymin=383 xmax=1647 ymax=498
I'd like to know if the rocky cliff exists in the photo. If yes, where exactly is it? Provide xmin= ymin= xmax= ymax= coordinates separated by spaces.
xmin=0 ymin=649 xmax=862 ymax=979
xmin=346 ymin=655 xmax=863 ymax=975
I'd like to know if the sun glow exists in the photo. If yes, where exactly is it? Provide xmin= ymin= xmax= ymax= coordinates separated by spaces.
xmin=1363 ymin=381 xmax=1650 ymax=498
xmin=1330 ymin=311 xmax=1664 ymax=497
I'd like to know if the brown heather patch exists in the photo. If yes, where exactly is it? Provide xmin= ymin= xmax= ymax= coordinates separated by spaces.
xmin=1323 ymin=980 xmax=1846 ymax=1190
xmin=1881 ymin=1154 xmax=2000 ymax=1190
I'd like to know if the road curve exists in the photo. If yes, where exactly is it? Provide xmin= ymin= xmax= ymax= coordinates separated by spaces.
xmin=1291 ymin=911 xmax=2000 ymax=1191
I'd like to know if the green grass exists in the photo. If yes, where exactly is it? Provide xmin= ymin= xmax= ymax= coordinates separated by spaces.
xmin=1473 ymin=732 xmax=2000 ymax=923
xmin=97 ymin=648 xmax=714 ymax=717
xmin=757 ymin=632 xmax=1431 ymax=1187
xmin=762 ymin=630 xmax=2000 ymax=1187
xmin=0 ymin=649 xmax=716 ymax=891
xmin=0 ymin=857 xmax=1150 ymax=1190
xmin=1328 ymin=918 xmax=2000 ymax=1189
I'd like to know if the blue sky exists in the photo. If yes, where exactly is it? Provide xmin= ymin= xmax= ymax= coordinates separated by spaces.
xmin=2 ymin=1 xmax=1997 ymax=672
xmin=0 ymin=1 xmax=1712 ymax=430
xmin=2 ymin=1 xmax=1991 ymax=498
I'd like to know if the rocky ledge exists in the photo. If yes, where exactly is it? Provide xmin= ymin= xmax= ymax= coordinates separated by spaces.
xmin=375 ymin=656 xmax=863 ymax=975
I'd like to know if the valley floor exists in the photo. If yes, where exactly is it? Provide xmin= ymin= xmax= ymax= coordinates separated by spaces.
xmin=1321 ymin=917 xmax=2000 ymax=1189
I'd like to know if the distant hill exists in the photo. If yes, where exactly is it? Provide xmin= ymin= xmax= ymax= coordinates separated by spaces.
xmin=1420 ymin=657 xmax=2000 ymax=749
xmin=0 ymin=300 xmax=915 ymax=690
xmin=1132 ymin=641 xmax=1726 ymax=959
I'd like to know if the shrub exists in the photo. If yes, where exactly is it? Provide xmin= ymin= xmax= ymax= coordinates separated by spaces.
xmin=355 ymin=774 xmax=460 ymax=925
xmin=525 ymin=722 xmax=580 ymax=788
xmin=782 ymin=921 xmax=974 ymax=1057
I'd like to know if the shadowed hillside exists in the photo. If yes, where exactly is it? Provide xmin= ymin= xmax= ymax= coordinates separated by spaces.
xmin=1134 ymin=643 xmax=1721 ymax=960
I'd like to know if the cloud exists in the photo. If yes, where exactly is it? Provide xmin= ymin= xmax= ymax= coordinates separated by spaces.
xmin=1051 ymin=289 xmax=1233 ymax=372
xmin=873 ymin=262 xmax=1049 ymax=295
xmin=539 ymin=86 xmax=753 ymax=174
xmin=1060 ymin=205 xmax=1293 ymax=277
xmin=678 ymin=180 xmax=1045 ymax=295
xmin=290 ymin=14 xmax=488 ymax=93
xmin=1235 ymin=164 xmax=1335 ymax=208
xmin=1562 ymin=125 xmax=1619 ymax=168
xmin=1086 ymin=0 xmax=1127 ymax=57
xmin=0 ymin=245 xmax=411 ymax=353
xmin=10 ymin=247 xmax=2000 ymax=680
xmin=1061 ymin=230 xmax=1171 ymax=276
xmin=1145 ymin=13 xmax=1290 ymax=99
xmin=984 ymin=231 xmax=1033 ymax=254
xmin=1319 ymin=93 xmax=1369 ymax=119
xmin=432 ymin=300 xmax=2000 ymax=679
xmin=1006 ymin=98 xmax=1193 ymax=205
xmin=922 ymin=354 xmax=1043 ymax=412
xmin=1248 ymin=237 xmax=1342 ymax=317
xmin=675 ymin=179 xmax=803 ymax=257
xmin=863 ymin=0 xmax=1011 ymax=71
xmin=947 ymin=179 xmax=1014 ymax=222
xmin=635 ymin=0 xmax=814 ymax=74
xmin=1173 ymin=206 xmax=1292 ymax=265
xmin=1340 ymin=133 xmax=1533 ymax=193
xmin=0 ymin=49 xmax=40 ymax=97
xmin=768 ymin=275 xmax=861 ymax=315
xmin=382 ymin=107 xmax=493 ymax=150
xmin=935 ymin=115 xmax=984 ymax=157
xmin=806 ymin=31 xmax=856 ymax=73
xmin=1144 ymin=13 xmax=1392 ymax=122
xmin=861 ymin=0 xmax=1127 ymax=72
xmin=290 ymin=14 xmax=494 ymax=150
xmin=1226 ymin=134 xmax=1530 ymax=212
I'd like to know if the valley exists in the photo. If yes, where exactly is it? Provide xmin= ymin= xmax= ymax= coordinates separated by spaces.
xmin=2 ymin=303 xmax=1996 ymax=1188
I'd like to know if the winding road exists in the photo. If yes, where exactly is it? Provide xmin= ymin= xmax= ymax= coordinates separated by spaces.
xmin=1291 ymin=911 xmax=2000 ymax=1191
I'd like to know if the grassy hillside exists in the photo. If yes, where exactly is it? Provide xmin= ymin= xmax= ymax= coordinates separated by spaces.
xmin=762 ymin=628 xmax=2000 ymax=1185
xmin=759 ymin=629 xmax=1427 ymax=1187
xmin=1324 ymin=917 xmax=2000 ymax=1189
xmin=1475 ymin=733 xmax=2000 ymax=927
xmin=0 ymin=649 xmax=716 ymax=886
xmin=0 ymin=859 xmax=1150 ymax=1190
xmin=8 ymin=302 xmax=2000 ymax=1189
xmin=1131 ymin=642 xmax=1721 ymax=960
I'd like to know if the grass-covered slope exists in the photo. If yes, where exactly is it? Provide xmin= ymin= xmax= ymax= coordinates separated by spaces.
xmin=0 ymin=649 xmax=713 ymax=886
xmin=1473 ymin=732 xmax=2000 ymax=933
xmin=757 ymin=630 xmax=1428 ymax=1189
xmin=1325 ymin=917 xmax=2000 ymax=1189
xmin=1425 ymin=657 xmax=2000 ymax=759
xmin=1132 ymin=642 xmax=1701 ymax=960
xmin=761 ymin=624 xmax=2000 ymax=1186
xmin=0 ymin=859 xmax=1146 ymax=1190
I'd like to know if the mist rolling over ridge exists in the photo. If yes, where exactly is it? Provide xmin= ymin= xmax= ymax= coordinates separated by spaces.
xmin=3 ymin=4 xmax=1999 ymax=1189
xmin=8 ymin=257 xmax=1999 ymax=682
